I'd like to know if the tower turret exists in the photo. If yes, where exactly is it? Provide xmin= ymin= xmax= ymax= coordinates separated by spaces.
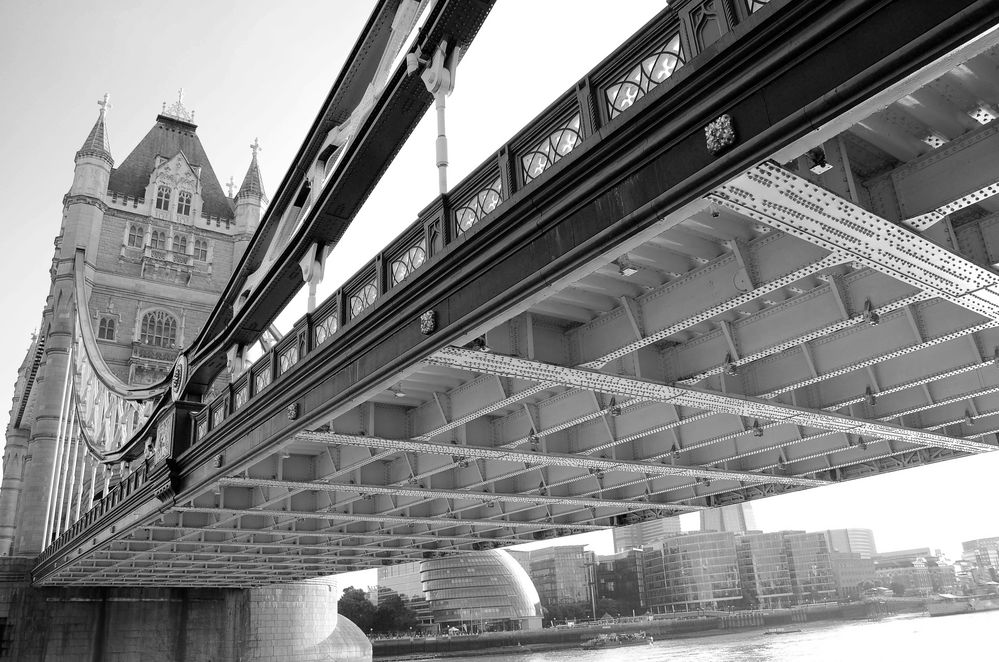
xmin=70 ymin=93 xmax=113 ymax=197
xmin=235 ymin=137 xmax=266 ymax=230
xmin=234 ymin=138 xmax=267 ymax=257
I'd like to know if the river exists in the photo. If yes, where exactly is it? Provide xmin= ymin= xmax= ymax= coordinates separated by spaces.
xmin=439 ymin=610 xmax=998 ymax=661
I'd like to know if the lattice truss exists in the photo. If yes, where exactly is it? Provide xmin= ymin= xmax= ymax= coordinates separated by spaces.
xmin=41 ymin=33 xmax=999 ymax=588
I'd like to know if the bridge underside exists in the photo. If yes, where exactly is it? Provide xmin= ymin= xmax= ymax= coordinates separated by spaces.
xmin=35 ymin=3 xmax=999 ymax=587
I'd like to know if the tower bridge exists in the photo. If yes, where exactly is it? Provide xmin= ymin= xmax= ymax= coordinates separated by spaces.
xmin=4 ymin=0 xmax=999 ymax=658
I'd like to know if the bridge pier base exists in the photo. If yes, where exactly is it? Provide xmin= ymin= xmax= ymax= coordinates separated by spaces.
xmin=0 ymin=562 xmax=370 ymax=661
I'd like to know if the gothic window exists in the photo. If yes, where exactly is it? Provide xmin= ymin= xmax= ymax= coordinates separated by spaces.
xmin=151 ymin=230 xmax=167 ymax=250
xmin=127 ymin=224 xmax=144 ymax=247
xmin=97 ymin=316 xmax=116 ymax=341
xmin=194 ymin=239 xmax=208 ymax=261
xmin=139 ymin=310 xmax=178 ymax=348
xmin=155 ymin=186 xmax=171 ymax=211
xmin=176 ymin=190 xmax=192 ymax=216
xmin=173 ymin=234 xmax=188 ymax=254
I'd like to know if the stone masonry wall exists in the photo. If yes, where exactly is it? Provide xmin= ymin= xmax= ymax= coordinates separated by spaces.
xmin=0 ymin=567 xmax=370 ymax=662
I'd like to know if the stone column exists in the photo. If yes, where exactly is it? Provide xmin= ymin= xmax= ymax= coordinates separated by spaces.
xmin=0 ymin=427 xmax=30 ymax=555
xmin=16 ymin=311 xmax=73 ymax=555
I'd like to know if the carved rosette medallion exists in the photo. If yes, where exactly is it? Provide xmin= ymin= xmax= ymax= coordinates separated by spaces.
xmin=705 ymin=114 xmax=736 ymax=155
xmin=170 ymin=354 xmax=188 ymax=401
xmin=420 ymin=310 xmax=437 ymax=335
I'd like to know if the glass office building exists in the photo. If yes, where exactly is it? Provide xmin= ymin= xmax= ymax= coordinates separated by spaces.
xmin=420 ymin=549 xmax=543 ymax=632
xmin=784 ymin=531 xmax=837 ymax=603
xmin=737 ymin=532 xmax=794 ymax=609
xmin=526 ymin=545 xmax=595 ymax=607
xmin=643 ymin=532 xmax=742 ymax=612
xmin=594 ymin=548 xmax=646 ymax=614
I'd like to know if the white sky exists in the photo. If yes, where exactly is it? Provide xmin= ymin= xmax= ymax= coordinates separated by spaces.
xmin=2 ymin=0 xmax=998 ymax=588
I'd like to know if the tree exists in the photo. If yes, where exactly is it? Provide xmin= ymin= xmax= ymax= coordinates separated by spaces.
xmin=889 ymin=581 xmax=906 ymax=597
xmin=338 ymin=586 xmax=376 ymax=633
xmin=372 ymin=593 xmax=418 ymax=633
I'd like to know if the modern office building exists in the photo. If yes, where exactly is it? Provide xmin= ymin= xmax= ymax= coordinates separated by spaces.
xmin=525 ymin=545 xmax=595 ymax=607
xmin=700 ymin=503 xmax=757 ymax=534
xmin=376 ymin=562 xmax=435 ymax=631
xmin=829 ymin=552 xmax=876 ymax=599
xmin=643 ymin=532 xmax=742 ymax=613
xmin=784 ymin=532 xmax=837 ymax=603
xmin=736 ymin=532 xmax=795 ymax=609
xmin=594 ymin=548 xmax=646 ymax=614
xmin=420 ymin=550 xmax=543 ymax=632
xmin=611 ymin=516 xmax=682 ymax=553
xmin=875 ymin=565 xmax=934 ymax=595
xmin=823 ymin=529 xmax=877 ymax=559
xmin=962 ymin=537 xmax=999 ymax=571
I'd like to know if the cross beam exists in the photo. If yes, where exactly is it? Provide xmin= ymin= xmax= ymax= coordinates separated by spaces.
xmin=217 ymin=476 xmax=692 ymax=512
xmin=296 ymin=431 xmax=828 ymax=488
xmin=426 ymin=346 xmax=994 ymax=455
xmin=173 ymin=506 xmax=608 ymax=532
xmin=711 ymin=162 xmax=999 ymax=320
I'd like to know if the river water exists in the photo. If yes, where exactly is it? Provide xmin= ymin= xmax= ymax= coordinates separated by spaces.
xmin=443 ymin=610 xmax=998 ymax=661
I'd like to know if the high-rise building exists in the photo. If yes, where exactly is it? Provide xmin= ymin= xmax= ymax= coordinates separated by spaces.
xmin=962 ymin=537 xmax=999 ymax=572
xmin=594 ymin=549 xmax=646 ymax=615
xmin=525 ymin=545 xmax=595 ymax=607
xmin=736 ymin=531 xmax=794 ymax=609
xmin=0 ymin=96 xmax=264 ymax=555
xmin=823 ymin=529 xmax=877 ymax=559
xmin=643 ymin=532 xmax=742 ymax=613
xmin=611 ymin=516 xmax=682 ymax=552
xmin=700 ymin=502 xmax=757 ymax=534
xmin=784 ymin=532 xmax=837 ymax=604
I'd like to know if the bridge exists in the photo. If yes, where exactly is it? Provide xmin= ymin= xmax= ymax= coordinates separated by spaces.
xmin=11 ymin=0 xmax=999 ymax=599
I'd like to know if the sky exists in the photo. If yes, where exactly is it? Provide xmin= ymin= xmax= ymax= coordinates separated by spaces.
xmin=2 ymin=0 xmax=998 ymax=588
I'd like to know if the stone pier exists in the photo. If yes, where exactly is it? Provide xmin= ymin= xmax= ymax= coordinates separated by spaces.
xmin=0 ymin=561 xmax=370 ymax=661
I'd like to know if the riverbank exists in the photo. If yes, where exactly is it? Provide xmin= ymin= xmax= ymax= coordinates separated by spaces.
xmin=373 ymin=598 xmax=929 ymax=660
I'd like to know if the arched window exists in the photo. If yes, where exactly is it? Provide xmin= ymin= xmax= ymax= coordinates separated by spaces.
xmin=97 ymin=316 xmax=116 ymax=341
xmin=194 ymin=239 xmax=208 ymax=261
xmin=127 ymin=224 xmax=144 ymax=247
xmin=173 ymin=234 xmax=188 ymax=254
xmin=155 ymin=186 xmax=171 ymax=211
xmin=139 ymin=310 xmax=178 ymax=348
xmin=176 ymin=190 xmax=192 ymax=216
xmin=151 ymin=230 xmax=166 ymax=250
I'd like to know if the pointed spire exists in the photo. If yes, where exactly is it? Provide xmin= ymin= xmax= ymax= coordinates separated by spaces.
xmin=236 ymin=137 xmax=267 ymax=202
xmin=76 ymin=93 xmax=113 ymax=166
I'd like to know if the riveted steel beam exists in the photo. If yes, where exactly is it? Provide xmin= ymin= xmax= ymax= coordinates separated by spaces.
xmin=218 ymin=476 xmax=685 ymax=512
xmin=712 ymin=163 xmax=999 ymax=320
xmin=427 ymin=346 xmax=995 ymax=455
xmin=173 ymin=505 xmax=608 ymax=531
xmin=296 ymin=431 xmax=826 ymax=489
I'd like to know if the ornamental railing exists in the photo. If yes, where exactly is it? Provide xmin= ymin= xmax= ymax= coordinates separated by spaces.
xmin=186 ymin=0 xmax=774 ymax=445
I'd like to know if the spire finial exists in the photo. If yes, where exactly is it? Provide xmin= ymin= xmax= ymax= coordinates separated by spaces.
xmin=162 ymin=88 xmax=195 ymax=123
xmin=226 ymin=176 xmax=235 ymax=198
xmin=250 ymin=137 xmax=262 ymax=159
xmin=98 ymin=92 xmax=111 ymax=117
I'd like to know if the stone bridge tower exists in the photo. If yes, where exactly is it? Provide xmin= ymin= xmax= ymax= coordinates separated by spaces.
xmin=1 ymin=93 xmax=264 ymax=556
xmin=0 ymin=97 xmax=372 ymax=662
